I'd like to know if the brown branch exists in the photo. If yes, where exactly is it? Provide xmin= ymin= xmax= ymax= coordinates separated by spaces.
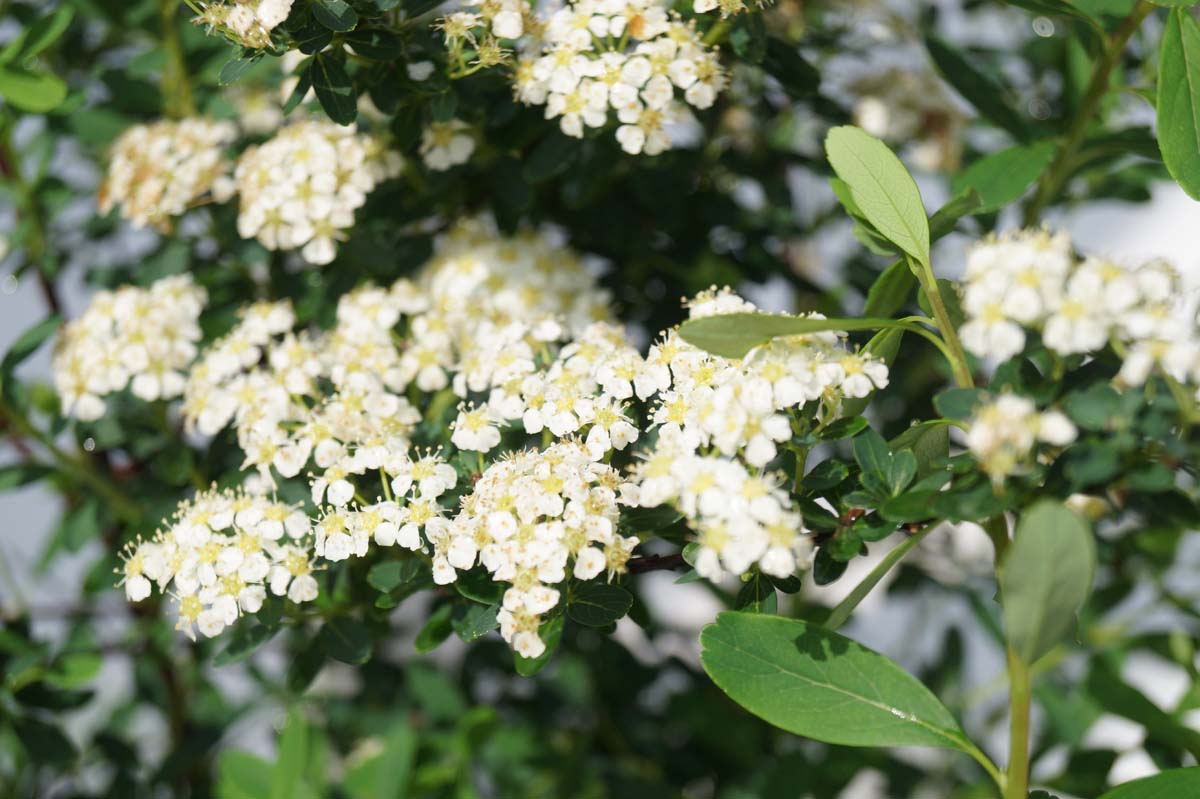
xmin=627 ymin=553 xmax=687 ymax=573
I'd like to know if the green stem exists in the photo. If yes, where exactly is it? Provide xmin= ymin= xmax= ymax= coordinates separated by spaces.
xmin=1005 ymin=648 xmax=1032 ymax=799
xmin=702 ymin=17 xmax=732 ymax=47
xmin=1022 ymin=0 xmax=1152 ymax=225
xmin=0 ymin=397 xmax=142 ymax=524
xmin=911 ymin=257 xmax=974 ymax=388
xmin=826 ymin=522 xmax=938 ymax=629
xmin=160 ymin=0 xmax=196 ymax=118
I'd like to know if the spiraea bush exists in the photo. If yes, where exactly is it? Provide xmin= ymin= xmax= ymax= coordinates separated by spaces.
xmin=2 ymin=1 xmax=1200 ymax=798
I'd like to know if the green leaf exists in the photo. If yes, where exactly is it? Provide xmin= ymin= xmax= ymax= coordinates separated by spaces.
xmin=2 ymin=315 xmax=60 ymax=391
xmin=271 ymin=709 xmax=308 ymax=799
xmin=342 ymin=721 xmax=417 ymax=799
xmin=762 ymin=38 xmax=819 ymax=98
xmin=514 ymin=614 xmax=564 ymax=676
xmin=414 ymin=603 xmax=454 ymax=653
xmin=951 ymin=142 xmax=1056 ymax=212
xmin=13 ymin=7 xmax=75 ymax=62
xmin=311 ymin=52 xmax=357 ymax=125
xmin=700 ymin=613 xmax=974 ymax=751
xmin=453 ymin=603 xmax=500 ymax=642
xmin=568 ymin=584 xmax=632 ymax=626
xmin=0 ymin=463 xmax=53 ymax=491
xmin=890 ymin=422 xmax=951 ymax=478
xmin=0 ymin=65 xmax=67 ymax=113
xmin=928 ymin=188 xmax=984 ymax=239
xmin=14 ymin=715 xmax=77 ymax=767
xmin=313 ymin=0 xmax=359 ymax=32
xmin=1086 ymin=661 xmax=1200 ymax=759
xmin=318 ymin=617 xmax=373 ymax=664
xmin=926 ymin=36 xmax=1029 ymax=139
xmin=286 ymin=645 xmax=324 ymax=694
xmin=853 ymin=428 xmax=890 ymax=482
xmin=933 ymin=387 xmax=987 ymax=420
xmin=366 ymin=559 xmax=419 ymax=593
xmin=1097 ymin=768 xmax=1200 ymax=798
xmin=1157 ymin=9 xmax=1200 ymax=199
xmin=219 ymin=52 xmax=261 ymax=86
xmin=863 ymin=260 xmax=916 ymax=319
xmin=524 ymin=132 xmax=577 ymax=182
xmin=343 ymin=28 xmax=404 ymax=60
xmin=217 ymin=751 xmax=273 ymax=799
xmin=214 ymin=623 xmax=277 ymax=666
xmin=679 ymin=312 xmax=896 ymax=360
xmin=1000 ymin=500 xmax=1096 ymax=664
xmin=734 ymin=573 xmax=778 ymax=613
xmin=825 ymin=126 xmax=930 ymax=266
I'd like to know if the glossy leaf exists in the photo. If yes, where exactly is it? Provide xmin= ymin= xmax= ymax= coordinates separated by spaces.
xmin=1157 ymin=9 xmax=1200 ymax=199
xmin=700 ymin=613 xmax=974 ymax=751
xmin=568 ymin=583 xmax=633 ymax=627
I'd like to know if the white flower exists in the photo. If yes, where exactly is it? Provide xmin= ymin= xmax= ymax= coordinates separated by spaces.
xmin=451 ymin=403 xmax=503 ymax=452
xmin=420 ymin=119 xmax=475 ymax=171
xmin=235 ymin=120 xmax=401 ymax=265
xmin=99 ymin=118 xmax=237 ymax=231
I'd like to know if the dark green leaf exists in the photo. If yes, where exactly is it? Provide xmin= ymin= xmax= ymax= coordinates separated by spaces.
xmin=218 ymin=52 xmax=261 ymax=86
xmin=318 ymin=617 xmax=373 ymax=664
xmin=343 ymin=28 xmax=404 ymax=60
xmin=862 ymin=259 xmax=915 ymax=319
xmin=313 ymin=0 xmax=359 ymax=32
xmin=568 ymin=584 xmax=632 ymax=627
xmin=414 ymin=603 xmax=454 ymax=652
xmin=735 ymin=574 xmax=777 ymax=613
xmin=311 ymin=52 xmax=356 ymax=125
xmin=453 ymin=603 xmax=500 ymax=642
xmin=214 ymin=623 xmax=277 ymax=666
xmin=926 ymin=36 xmax=1029 ymax=139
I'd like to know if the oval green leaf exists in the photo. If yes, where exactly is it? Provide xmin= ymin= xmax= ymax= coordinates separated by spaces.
xmin=825 ymin=126 xmax=930 ymax=267
xmin=568 ymin=583 xmax=633 ymax=627
xmin=951 ymin=141 xmax=1056 ymax=212
xmin=700 ymin=612 xmax=973 ymax=751
xmin=1000 ymin=500 xmax=1096 ymax=664
xmin=1158 ymin=9 xmax=1200 ymax=199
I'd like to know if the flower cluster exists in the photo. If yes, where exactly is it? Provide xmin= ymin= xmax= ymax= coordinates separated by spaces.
xmin=121 ymin=488 xmax=317 ymax=639
xmin=193 ymin=0 xmax=294 ymax=49
xmin=98 ymin=118 xmax=237 ymax=231
xmin=451 ymin=0 xmax=726 ymax=155
xmin=959 ymin=230 xmax=1200 ymax=390
xmin=109 ymin=220 xmax=890 ymax=655
xmin=965 ymin=393 xmax=1077 ymax=484
xmin=234 ymin=120 xmax=403 ymax=264
xmin=53 ymin=275 xmax=207 ymax=421
xmin=623 ymin=288 xmax=886 ymax=579
xmin=433 ymin=443 xmax=638 ymax=657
